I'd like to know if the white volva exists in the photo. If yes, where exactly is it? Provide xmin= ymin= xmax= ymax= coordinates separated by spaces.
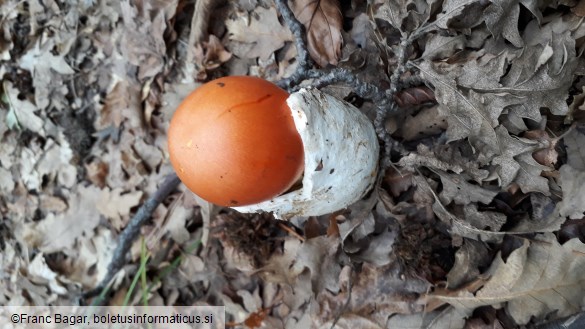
xmin=233 ymin=88 xmax=379 ymax=218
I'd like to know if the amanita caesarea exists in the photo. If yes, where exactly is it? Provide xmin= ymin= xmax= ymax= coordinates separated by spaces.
xmin=167 ymin=76 xmax=379 ymax=219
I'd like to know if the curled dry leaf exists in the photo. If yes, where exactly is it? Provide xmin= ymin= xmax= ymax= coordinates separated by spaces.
xmin=192 ymin=34 xmax=232 ymax=81
xmin=383 ymin=167 xmax=414 ymax=197
xmin=393 ymin=86 xmax=436 ymax=107
xmin=27 ymin=253 xmax=68 ymax=295
xmin=567 ymin=86 xmax=585 ymax=123
xmin=483 ymin=0 xmax=524 ymax=47
xmin=291 ymin=0 xmax=343 ymax=67
xmin=523 ymin=130 xmax=559 ymax=168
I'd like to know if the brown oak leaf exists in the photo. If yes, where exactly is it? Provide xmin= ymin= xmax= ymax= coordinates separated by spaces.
xmin=291 ymin=0 xmax=343 ymax=67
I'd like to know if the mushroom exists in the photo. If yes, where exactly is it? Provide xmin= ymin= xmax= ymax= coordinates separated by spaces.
xmin=167 ymin=76 xmax=304 ymax=207
xmin=167 ymin=76 xmax=379 ymax=218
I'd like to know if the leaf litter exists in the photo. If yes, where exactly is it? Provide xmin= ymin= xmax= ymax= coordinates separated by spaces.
xmin=1 ymin=0 xmax=585 ymax=328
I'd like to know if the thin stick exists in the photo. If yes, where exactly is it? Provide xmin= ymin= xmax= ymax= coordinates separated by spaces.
xmin=274 ymin=0 xmax=314 ymax=91
xmin=277 ymin=222 xmax=305 ymax=242
xmin=83 ymin=173 xmax=181 ymax=300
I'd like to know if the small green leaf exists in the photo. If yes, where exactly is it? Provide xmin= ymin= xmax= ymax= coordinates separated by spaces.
xmin=6 ymin=107 xmax=21 ymax=131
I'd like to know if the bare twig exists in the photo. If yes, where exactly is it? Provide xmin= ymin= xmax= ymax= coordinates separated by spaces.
xmin=277 ymin=222 xmax=305 ymax=242
xmin=376 ymin=37 xmax=413 ymax=165
xmin=274 ymin=0 xmax=314 ymax=91
xmin=310 ymin=68 xmax=384 ymax=102
xmin=83 ymin=173 xmax=182 ymax=300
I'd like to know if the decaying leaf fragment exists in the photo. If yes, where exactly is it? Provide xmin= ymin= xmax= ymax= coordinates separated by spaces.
xmin=291 ymin=0 xmax=343 ymax=67
xmin=394 ymin=86 xmax=436 ymax=107
xmin=446 ymin=239 xmax=490 ymax=289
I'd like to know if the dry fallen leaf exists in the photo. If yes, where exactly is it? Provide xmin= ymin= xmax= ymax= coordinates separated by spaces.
xmin=558 ymin=165 xmax=585 ymax=219
xmin=436 ymin=171 xmax=498 ymax=205
xmin=386 ymin=307 xmax=468 ymax=329
xmin=96 ymin=187 xmax=144 ymax=230
xmin=292 ymin=0 xmax=343 ymax=67
xmin=226 ymin=5 xmax=293 ymax=61
xmin=192 ymin=34 xmax=232 ymax=80
xmin=3 ymin=81 xmax=44 ymax=135
xmin=67 ymin=227 xmax=117 ymax=289
xmin=572 ymin=1 xmax=585 ymax=16
xmin=372 ymin=0 xmax=436 ymax=33
xmin=563 ymin=129 xmax=585 ymax=171
xmin=398 ymin=144 xmax=489 ymax=182
xmin=263 ymin=235 xmax=343 ymax=295
xmin=18 ymin=138 xmax=77 ymax=191
xmin=27 ymin=253 xmax=68 ymax=295
xmin=18 ymin=185 xmax=102 ymax=253
xmin=432 ymin=234 xmax=585 ymax=325
xmin=491 ymin=126 xmax=550 ymax=195
xmin=18 ymin=38 xmax=74 ymax=110
xmin=446 ymin=239 xmax=490 ymax=289
xmin=314 ymin=262 xmax=428 ymax=326
xmin=483 ymin=0 xmax=524 ymax=47
xmin=119 ymin=0 xmax=174 ymax=81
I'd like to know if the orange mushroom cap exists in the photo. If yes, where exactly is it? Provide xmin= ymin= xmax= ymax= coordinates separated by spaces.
xmin=167 ymin=76 xmax=305 ymax=207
